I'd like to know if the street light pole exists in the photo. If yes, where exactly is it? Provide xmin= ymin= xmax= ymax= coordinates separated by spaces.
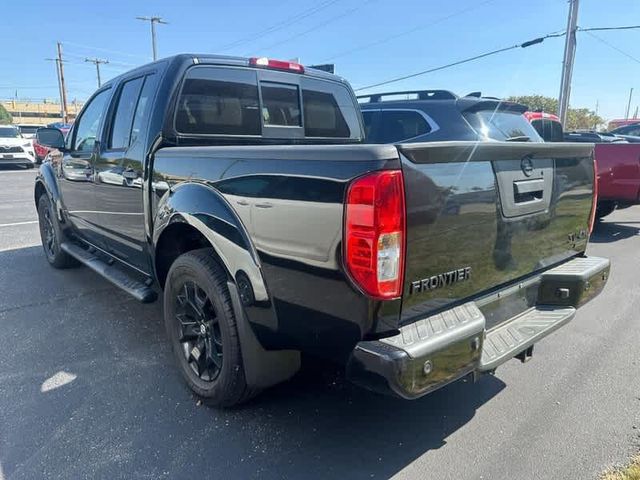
xmin=85 ymin=57 xmax=109 ymax=88
xmin=136 ymin=16 xmax=168 ymax=61
xmin=557 ymin=0 xmax=579 ymax=126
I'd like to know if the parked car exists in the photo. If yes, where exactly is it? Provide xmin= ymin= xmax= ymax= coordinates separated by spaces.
xmin=524 ymin=111 xmax=564 ymax=142
xmin=17 ymin=124 xmax=42 ymax=139
xmin=35 ymin=56 xmax=607 ymax=407
xmin=608 ymin=123 xmax=640 ymax=143
xmin=524 ymin=113 xmax=640 ymax=219
xmin=610 ymin=123 xmax=640 ymax=136
xmin=32 ymin=123 xmax=72 ymax=163
xmin=47 ymin=122 xmax=72 ymax=135
xmin=0 ymin=124 xmax=37 ymax=168
xmin=359 ymin=89 xmax=543 ymax=143
xmin=564 ymin=130 xmax=627 ymax=143
xmin=608 ymin=118 xmax=640 ymax=130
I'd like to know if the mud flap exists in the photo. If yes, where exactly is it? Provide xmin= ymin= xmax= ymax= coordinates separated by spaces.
xmin=227 ymin=282 xmax=301 ymax=389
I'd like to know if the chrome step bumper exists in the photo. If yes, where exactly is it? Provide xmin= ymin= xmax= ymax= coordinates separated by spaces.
xmin=347 ymin=256 xmax=609 ymax=399
xmin=479 ymin=306 xmax=575 ymax=371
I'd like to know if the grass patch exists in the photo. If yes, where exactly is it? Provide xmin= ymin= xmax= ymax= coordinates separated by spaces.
xmin=602 ymin=456 xmax=640 ymax=480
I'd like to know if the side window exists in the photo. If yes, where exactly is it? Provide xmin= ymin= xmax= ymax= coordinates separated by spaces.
xmin=379 ymin=110 xmax=431 ymax=143
xmin=301 ymin=77 xmax=360 ymax=139
xmin=628 ymin=127 xmax=640 ymax=136
xmin=176 ymin=67 xmax=260 ymax=135
xmin=130 ymin=74 xmax=156 ymax=147
xmin=73 ymin=89 xmax=111 ymax=152
xmin=109 ymin=77 xmax=144 ymax=149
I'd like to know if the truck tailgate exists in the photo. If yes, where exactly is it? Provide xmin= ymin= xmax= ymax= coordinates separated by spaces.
xmin=398 ymin=141 xmax=595 ymax=325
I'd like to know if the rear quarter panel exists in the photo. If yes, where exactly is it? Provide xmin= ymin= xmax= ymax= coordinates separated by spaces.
xmin=151 ymin=145 xmax=401 ymax=360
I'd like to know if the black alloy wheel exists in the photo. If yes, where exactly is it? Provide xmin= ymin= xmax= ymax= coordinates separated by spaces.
xmin=174 ymin=280 xmax=224 ymax=382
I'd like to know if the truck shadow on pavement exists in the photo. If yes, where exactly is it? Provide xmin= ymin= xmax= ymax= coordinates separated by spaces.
xmin=590 ymin=220 xmax=640 ymax=243
xmin=0 ymin=245 xmax=506 ymax=480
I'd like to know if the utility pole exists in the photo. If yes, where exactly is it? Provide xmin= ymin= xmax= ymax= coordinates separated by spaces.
xmin=57 ymin=42 xmax=69 ymax=123
xmin=557 ymin=0 xmax=579 ymax=126
xmin=85 ymin=57 xmax=109 ymax=88
xmin=625 ymin=87 xmax=634 ymax=119
xmin=136 ymin=16 xmax=168 ymax=61
xmin=45 ymin=56 xmax=65 ymax=120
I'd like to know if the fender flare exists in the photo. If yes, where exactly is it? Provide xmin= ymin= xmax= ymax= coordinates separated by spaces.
xmin=34 ymin=163 xmax=64 ymax=222
xmin=152 ymin=182 xmax=301 ymax=388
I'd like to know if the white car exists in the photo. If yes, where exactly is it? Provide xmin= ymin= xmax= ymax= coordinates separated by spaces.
xmin=0 ymin=124 xmax=37 ymax=168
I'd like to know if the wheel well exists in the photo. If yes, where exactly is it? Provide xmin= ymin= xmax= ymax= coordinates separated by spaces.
xmin=155 ymin=222 xmax=228 ymax=289
xmin=34 ymin=181 xmax=46 ymax=207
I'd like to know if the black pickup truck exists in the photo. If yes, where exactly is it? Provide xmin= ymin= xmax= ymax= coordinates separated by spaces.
xmin=34 ymin=54 xmax=609 ymax=407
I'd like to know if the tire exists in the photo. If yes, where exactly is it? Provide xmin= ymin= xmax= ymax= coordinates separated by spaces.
xmin=163 ymin=248 xmax=255 ymax=407
xmin=37 ymin=194 xmax=78 ymax=268
xmin=596 ymin=201 xmax=616 ymax=220
xmin=26 ymin=163 xmax=35 ymax=169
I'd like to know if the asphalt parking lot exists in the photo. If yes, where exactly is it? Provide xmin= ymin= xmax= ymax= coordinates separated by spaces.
xmin=1 ymin=165 xmax=639 ymax=480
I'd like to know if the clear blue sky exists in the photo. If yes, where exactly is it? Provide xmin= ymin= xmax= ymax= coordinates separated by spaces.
xmin=1 ymin=0 xmax=639 ymax=121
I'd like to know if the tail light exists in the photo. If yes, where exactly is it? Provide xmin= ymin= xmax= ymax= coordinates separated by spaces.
xmin=249 ymin=57 xmax=304 ymax=73
xmin=344 ymin=170 xmax=405 ymax=300
xmin=588 ymin=156 xmax=599 ymax=234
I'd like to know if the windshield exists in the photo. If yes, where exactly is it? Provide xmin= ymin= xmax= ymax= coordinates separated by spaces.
xmin=465 ymin=110 xmax=543 ymax=142
xmin=0 ymin=127 xmax=21 ymax=138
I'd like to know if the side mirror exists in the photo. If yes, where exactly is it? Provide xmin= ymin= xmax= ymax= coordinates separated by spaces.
xmin=36 ymin=127 xmax=66 ymax=150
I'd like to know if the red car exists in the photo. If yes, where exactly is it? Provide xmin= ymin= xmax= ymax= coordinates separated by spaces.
xmin=526 ymin=111 xmax=640 ymax=219
xmin=32 ymin=123 xmax=71 ymax=163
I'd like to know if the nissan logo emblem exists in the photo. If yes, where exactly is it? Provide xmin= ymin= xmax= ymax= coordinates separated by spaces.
xmin=521 ymin=157 xmax=534 ymax=177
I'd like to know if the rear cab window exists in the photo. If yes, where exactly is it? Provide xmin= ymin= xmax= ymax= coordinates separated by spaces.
xmin=531 ymin=118 xmax=564 ymax=142
xmin=464 ymin=110 xmax=543 ymax=142
xmin=174 ymin=65 xmax=362 ymax=141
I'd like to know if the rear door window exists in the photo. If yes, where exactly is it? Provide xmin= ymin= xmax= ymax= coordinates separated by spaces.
xmin=176 ymin=67 xmax=260 ymax=135
xmin=109 ymin=76 xmax=144 ymax=149
xmin=378 ymin=110 xmax=431 ymax=143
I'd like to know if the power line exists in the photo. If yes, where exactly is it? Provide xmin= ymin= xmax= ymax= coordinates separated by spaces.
xmin=247 ymin=0 xmax=377 ymax=55
xmin=583 ymin=30 xmax=640 ymax=64
xmin=61 ymin=40 xmax=150 ymax=60
xmin=354 ymin=32 xmax=564 ymax=92
xmin=579 ymin=25 xmax=640 ymax=32
xmin=321 ymin=0 xmax=500 ymax=62
xmin=217 ymin=0 xmax=341 ymax=52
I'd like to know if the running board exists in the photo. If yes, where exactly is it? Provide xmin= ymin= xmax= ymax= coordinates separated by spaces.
xmin=479 ymin=306 xmax=576 ymax=371
xmin=60 ymin=242 xmax=157 ymax=303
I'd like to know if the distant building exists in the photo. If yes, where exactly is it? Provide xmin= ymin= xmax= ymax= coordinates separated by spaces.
xmin=0 ymin=99 xmax=83 ymax=125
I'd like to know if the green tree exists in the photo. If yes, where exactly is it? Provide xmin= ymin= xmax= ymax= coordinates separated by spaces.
xmin=0 ymin=104 xmax=12 ymax=124
xmin=506 ymin=94 xmax=605 ymax=130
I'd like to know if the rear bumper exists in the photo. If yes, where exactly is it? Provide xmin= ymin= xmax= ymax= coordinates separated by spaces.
xmin=346 ymin=255 xmax=610 ymax=399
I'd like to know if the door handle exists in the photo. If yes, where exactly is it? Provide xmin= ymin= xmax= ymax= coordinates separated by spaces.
xmin=236 ymin=200 xmax=250 ymax=206
xmin=255 ymin=203 xmax=273 ymax=209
